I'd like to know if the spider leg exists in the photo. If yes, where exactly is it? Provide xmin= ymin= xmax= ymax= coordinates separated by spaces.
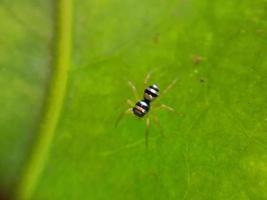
xmin=128 ymin=81 xmax=139 ymax=101
xmin=144 ymin=71 xmax=153 ymax=87
xmin=153 ymin=114 xmax=165 ymax=137
xmin=127 ymin=99 xmax=135 ymax=107
xmin=160 ymin=78 xmax=178 ymax=97
xmin=157 ymin=104 xmax=175 ymax=112
xmin=145 ymin=117 xmax=150 ymax=148
xmin=154 ymin=103 xmax=183 ymax=116
xmin=115 ymin=107 xmax=132 ymax=127
xmin=143 ymin=69 xmax=158 ymax=87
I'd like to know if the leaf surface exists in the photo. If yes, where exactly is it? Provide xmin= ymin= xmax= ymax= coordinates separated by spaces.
xmin=1 ymin=0 xmax=267 ymax=199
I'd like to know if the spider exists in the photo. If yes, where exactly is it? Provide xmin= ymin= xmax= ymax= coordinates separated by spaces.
xmin=116 ymin=72 xmax=179 ymax=148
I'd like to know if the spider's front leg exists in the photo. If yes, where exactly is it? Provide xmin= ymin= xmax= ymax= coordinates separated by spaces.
xmin=143 ymin=71 xmax=153 ymax=88
xmin=160 ymin=78 xmax=178 ymax=98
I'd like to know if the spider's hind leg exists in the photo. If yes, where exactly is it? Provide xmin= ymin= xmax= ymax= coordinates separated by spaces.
xmin=127 ymin=99 xmax=135 ymax=107
xmin=145 ymin=117 xmax=150 ymax=148
xmin=154 ymin=104 xmax=183 ymax=117
xmin=115 ymin=99 xmax=134 ymax=127
xmin=153 ymin=114 xmax=165 ymax=138
xmin=157 ymin=104 xmax=175 ymax=112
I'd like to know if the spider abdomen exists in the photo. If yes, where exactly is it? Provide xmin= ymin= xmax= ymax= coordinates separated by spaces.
xmin=133 ymin=100 xmax=150 ymax=117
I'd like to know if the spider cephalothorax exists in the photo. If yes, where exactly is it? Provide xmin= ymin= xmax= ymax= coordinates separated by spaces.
xmin=144 ymin=84 xmax=159 ymax=102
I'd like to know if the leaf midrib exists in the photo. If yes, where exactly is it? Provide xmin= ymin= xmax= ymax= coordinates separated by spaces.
xmin=14 ymin=0 xmax=73 ymax=199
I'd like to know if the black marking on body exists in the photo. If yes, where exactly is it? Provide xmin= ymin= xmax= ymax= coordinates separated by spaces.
xmin=133 ymin=100 xmax=150 ymax=117
xmin=132 ymin=84 xmax=159 ymax=117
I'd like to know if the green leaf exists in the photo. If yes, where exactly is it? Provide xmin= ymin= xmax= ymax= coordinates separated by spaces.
xmin=1 ymin=0 xmax=267 ymax=199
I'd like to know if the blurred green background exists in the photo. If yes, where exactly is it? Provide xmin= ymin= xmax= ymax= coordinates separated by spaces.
xmin=1 ymin=0 xmax=267 ymax=199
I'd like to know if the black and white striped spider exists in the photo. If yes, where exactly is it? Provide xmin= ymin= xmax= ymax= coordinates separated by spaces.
xmin=116 ymin=72 xmax=178 ymax=147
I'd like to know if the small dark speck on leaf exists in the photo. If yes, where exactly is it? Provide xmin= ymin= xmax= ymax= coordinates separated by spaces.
xmin=149 ymin=170 xmax=158 ymax=178
xmin=192 ymin=55 xmax=204 ymax=65
xmin=256 ymin=29 xmax=264 ymax=34
xmin=199 ymin=78 xmax=206 ymax=83
xmin=153 ymin=34 xmax=160 ymax=44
